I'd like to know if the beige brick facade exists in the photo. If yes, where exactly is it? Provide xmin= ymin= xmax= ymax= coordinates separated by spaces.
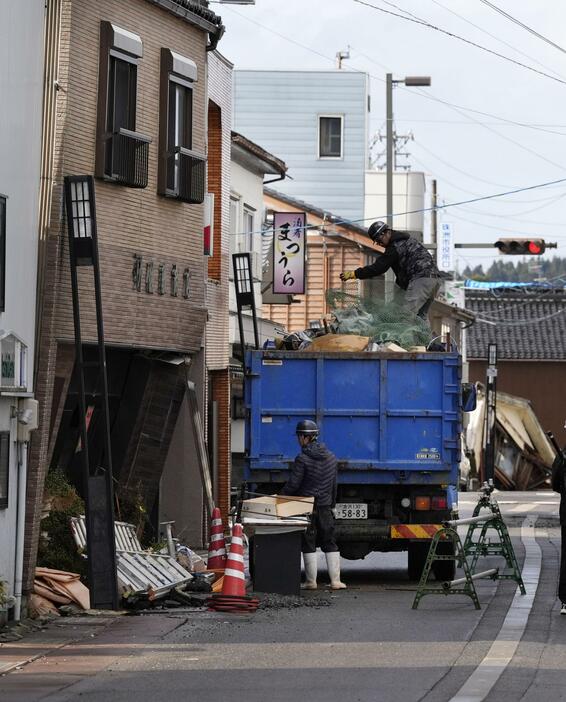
xmin=24 ymin=0 xmax=222 ymax=592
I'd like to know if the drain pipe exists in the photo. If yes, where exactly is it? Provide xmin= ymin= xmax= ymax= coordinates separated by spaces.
xmin=13 ymin=440 xmax=28 ymax=621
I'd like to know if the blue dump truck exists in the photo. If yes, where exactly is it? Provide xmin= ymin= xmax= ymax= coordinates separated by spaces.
xmin=244 ymin=349 xmax=467 ymax=581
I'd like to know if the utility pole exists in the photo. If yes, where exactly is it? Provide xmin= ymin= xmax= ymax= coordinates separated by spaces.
xmin=386 ymin=74 xmax=393 ymax=230
xmin=386 ymin=74 xmax=431 ymax=229
xmin=431 ymin=179 xmax=437 ymax=247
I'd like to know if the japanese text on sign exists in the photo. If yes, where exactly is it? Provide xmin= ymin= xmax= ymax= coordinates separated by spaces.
xmin=272 ymin=212 xmax=306 ymax=295
xmin=437 ymin=222 xmax=454 ymax=272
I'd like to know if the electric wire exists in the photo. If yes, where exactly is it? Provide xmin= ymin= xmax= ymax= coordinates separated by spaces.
xmin=430 ymin=0 xmax=566 ymax=81
xmin=226 ymin=4 xmax=566 ymax=142
xmin=352 ymin=0 xmax=566 ymax=86
xmin=247 ymin=177 xmax=566 ymax=239
xmin=478 ymin=0 xmax=566 ymax=57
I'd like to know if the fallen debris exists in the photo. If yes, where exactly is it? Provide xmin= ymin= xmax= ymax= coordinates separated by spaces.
xmin=256 ymin=593 xmax=332 ymax=609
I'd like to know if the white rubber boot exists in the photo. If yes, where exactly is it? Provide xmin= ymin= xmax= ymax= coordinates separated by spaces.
xmin=302 ymin=552 xmax=318 ymax=590
xmin=326 ymin=551 xmax=347 ymax=589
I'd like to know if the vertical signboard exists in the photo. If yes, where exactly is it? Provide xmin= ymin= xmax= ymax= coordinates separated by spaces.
xmin=437 ymin=222 xmax=454 ymax=272
xmin=204 ymin=193 xmax=214 ymax=256
xmin=272 ymin=212 xmax=306 ymax=295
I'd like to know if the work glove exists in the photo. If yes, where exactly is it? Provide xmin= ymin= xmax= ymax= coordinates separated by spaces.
xmin=340 ymin=270 xmax=356 ymax=282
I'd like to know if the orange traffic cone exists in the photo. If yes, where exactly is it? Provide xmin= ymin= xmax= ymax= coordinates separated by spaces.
xmin=207 ymin=507 xmax=227 ymax=570
xmin=207 ymin=523 xmax=258 ymax=613
xmin=221 ymin=523 xmax=247 ymax=597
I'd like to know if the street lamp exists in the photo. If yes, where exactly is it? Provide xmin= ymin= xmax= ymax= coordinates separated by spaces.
xmin=64 ymin=175 xmax=119 ymax=610
xmin=386 ymin=74 xmax=431 ymax=229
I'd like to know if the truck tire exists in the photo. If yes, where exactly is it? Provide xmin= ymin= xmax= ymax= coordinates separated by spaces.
xmin=432 ymin=541 xmax=456 ymax=582
xmin=408 ymin=543 xmax=430 ymax=581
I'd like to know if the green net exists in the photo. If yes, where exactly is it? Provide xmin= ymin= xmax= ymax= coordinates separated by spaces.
xmin=326 ymin=287 xmax=431 ymax=347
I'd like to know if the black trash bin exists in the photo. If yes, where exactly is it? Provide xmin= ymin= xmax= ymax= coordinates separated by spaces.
xmin=252 ymin=530 xmax=302 ymax=596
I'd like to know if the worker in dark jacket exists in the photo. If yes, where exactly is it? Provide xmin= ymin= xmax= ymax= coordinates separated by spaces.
xmin=551 ymin=434 xmax=566 ymax=614
xmin=281 ymin=420 xmax=346 ymax=590
xmin=340 ymin=221 xmax=441 ymax=324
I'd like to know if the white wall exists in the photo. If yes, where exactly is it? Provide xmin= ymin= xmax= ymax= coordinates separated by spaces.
xmin=0 ymin=0 xmax=44 ymax=601
xmin=364 ymin=171 xmax=426 ymax=236
xmin=228 ymin=159 xmax=265 ymax=342
xmin=234 ymin=71 xmax=369 ymax=222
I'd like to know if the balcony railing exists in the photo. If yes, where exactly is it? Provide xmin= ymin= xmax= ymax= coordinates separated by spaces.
xmin=109 ymin=128 xmax=151 ymax=189
xmin=166 ymin=147 xmax=206 ymax=204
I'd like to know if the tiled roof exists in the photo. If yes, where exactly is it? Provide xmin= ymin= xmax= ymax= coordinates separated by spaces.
xmin=264 ymin=187 xmax=370 ymax=237
xmin=465 ymin=289 xmax=566 ymax=360
xmin=169 ymin=0 xmax=222 ymax=26
xmin=231 ymin=132 xmax=287 ymax=176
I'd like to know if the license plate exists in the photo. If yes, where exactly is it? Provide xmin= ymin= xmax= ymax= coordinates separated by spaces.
xmin=335 ymin=503 xmax=368 ymax=519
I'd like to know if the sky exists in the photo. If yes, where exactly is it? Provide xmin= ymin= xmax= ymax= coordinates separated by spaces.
xmin=212 ymin=0 xmax=566 ymax=272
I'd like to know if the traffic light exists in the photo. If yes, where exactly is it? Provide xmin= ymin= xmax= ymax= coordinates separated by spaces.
xmin=494 ymin=238 xmax=547 ymax=255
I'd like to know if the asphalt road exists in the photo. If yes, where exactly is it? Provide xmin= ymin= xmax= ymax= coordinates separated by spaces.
xmin=2 ymin=491 xmax=565 ymax=702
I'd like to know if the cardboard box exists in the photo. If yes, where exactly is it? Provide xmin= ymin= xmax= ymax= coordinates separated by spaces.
xmin=241 ymin=495 xmax=314 ymax=520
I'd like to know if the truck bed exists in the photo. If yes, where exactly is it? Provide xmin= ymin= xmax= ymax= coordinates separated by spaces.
xmin=244 ymin=350 xmax=462 ymax=487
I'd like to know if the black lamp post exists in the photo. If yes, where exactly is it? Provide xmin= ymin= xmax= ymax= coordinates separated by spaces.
xmin=232 ymin=252 xmax=259 ymax=354
xmin=64 ymin=175 xmax=118 ymax=610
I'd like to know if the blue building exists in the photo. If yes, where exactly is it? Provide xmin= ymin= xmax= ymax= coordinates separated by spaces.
xmin=233 ymin=70 xmax=370 ymax=222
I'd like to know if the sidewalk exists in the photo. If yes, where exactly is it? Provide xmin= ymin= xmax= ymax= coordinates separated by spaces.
xmin=0 ymin=614 xmax=119 ymax=676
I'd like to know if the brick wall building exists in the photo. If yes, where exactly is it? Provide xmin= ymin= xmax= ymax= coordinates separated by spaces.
xmin=24 ymin=0 xmax=224 ymax=593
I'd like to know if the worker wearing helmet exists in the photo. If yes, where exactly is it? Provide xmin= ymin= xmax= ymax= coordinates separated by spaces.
xmin=281 ymin=419 xmax=346 ymax=590
xmin=340 ymin=221 xmax=441 ymax=324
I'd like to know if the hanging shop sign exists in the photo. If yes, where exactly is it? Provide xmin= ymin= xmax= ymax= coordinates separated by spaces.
xmin=272 ymin=212 xmax=306 ymax=295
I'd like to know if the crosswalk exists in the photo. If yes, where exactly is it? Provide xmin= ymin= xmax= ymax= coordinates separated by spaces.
xmin=458 ymin=491 xmax=559 ymax=518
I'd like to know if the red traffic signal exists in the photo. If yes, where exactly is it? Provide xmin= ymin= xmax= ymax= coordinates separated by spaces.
xmin=494 ymin=238 xmax=546 ymax=255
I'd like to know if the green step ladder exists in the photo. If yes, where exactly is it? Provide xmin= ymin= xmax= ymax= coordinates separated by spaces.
xmin=412 ymin=481 xmax=524 ymax=608
xmin=412 ymin=526 xmax=498 ymax=610
xmin=461 ymin=486 xmax=526 ymax=595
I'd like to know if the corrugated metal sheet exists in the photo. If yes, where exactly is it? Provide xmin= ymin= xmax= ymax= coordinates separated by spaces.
xmin=234 ymin=70 xmax=369 ymax=222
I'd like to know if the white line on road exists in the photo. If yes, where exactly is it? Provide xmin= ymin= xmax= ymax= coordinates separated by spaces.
xmin=449 ymin=516 xmax=541 ymax=702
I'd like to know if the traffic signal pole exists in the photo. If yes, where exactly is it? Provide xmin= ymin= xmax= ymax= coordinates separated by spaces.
xmin=484 ymin=344 xmax=498 ymax=484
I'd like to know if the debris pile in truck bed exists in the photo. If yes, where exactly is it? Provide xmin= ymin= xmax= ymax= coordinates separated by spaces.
xmin=326 ymin=289 xmax=431 ymax=348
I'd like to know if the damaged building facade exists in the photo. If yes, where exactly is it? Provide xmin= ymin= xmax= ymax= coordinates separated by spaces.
xmin=23 ymin=0 xmax=225 ymax=598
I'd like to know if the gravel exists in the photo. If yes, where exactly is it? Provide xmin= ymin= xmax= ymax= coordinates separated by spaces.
xmin=256 ymin=593 xmax=332 ymax=609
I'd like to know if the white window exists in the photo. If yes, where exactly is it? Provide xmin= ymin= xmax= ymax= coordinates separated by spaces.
xmin=318 ymin=115 xmax=343 ymax=159
xmin=243 ymin=206 xmax=255 ymax=251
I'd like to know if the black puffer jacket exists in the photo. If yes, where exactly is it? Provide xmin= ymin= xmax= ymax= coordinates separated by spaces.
xmin=552 ymin=449 xmax=566 ymax=524
xmin=281 ymin=441 xmax=338 ymax=508
xmin=355 ymin=231 xmax=439 ymax=290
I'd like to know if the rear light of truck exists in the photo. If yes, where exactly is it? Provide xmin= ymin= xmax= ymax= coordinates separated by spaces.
xmin=431 ymin=496 xmax=447 ymax=510
xmin=414 ymin=496 xmax=431 ymax=511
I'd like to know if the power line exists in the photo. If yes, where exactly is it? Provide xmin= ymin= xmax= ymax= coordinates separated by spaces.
xmin=352 ymin=0 xmax=566 ymax=86
xmin=413 ymin=140 xmax=520 ymax=188
xmin=478 ymin=0 xmax=566 ymax=57
xmin=252 ymin=177 xmax=566 ymax=239
xmin=430 ymin=0 xmax=566 ymax=81
xmin=226 ymin=4 xmax=566 ymax=167
xmin=411 ymin=153 xmax=566 ymax=204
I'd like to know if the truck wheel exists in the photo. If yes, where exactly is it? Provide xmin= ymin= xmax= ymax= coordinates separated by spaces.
xmin=432 ymin=541 xmax=456 ymax=582
xmin=408 ymin=543 xmax=430 ymax=581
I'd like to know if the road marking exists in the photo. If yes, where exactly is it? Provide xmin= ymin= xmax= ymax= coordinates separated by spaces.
xmin=449 ymin=516 xmax=541 ymax=702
